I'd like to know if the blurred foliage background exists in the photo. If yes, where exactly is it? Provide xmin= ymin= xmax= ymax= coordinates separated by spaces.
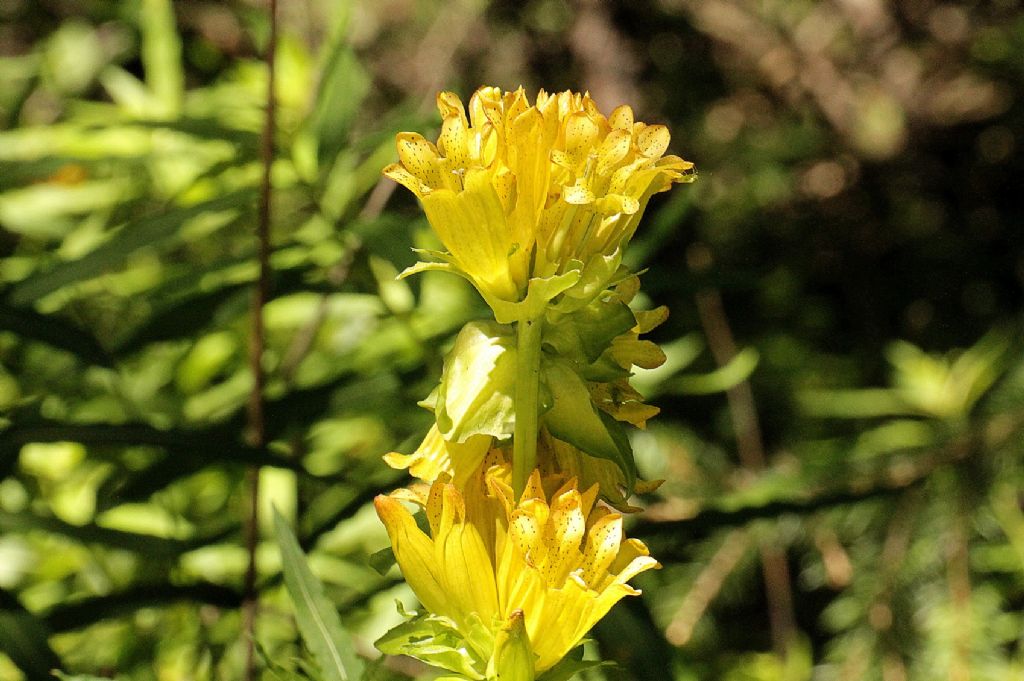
xmin=0 ymin=0 xmax=1022 ymax=680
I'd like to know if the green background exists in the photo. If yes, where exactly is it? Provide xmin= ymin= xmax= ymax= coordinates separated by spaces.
xmin=0 ymin=0 xmax=1022 ymax=679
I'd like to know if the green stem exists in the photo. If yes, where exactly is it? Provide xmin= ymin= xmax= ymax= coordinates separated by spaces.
xmin=512 ymin=315 xmax=544 ymax=499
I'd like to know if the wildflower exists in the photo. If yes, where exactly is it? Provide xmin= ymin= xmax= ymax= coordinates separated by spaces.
xmin=384 ymin=86 xmax=694 ymax=321
xmin=374 ymin=461 xmax=659 ymax=675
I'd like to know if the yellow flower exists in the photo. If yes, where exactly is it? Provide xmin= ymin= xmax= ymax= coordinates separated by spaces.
xmin=374 ymin=460 xmax=659 ymax=673
xmin=383 ymin=86 xmax=693 ymax=313
xmin=383 ymin=424 xmax=492 ymax=488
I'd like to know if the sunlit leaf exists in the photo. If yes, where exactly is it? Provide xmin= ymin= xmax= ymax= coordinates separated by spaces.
xmin=665 ymin=347 xmax=759 ymax=395
xmin=9 ymin=190 xmax=255 ymax=305
xmin=366 ymin=547 xmax=396 ymax=576
xmin=0 ymin=510 xmax=222 ymax=557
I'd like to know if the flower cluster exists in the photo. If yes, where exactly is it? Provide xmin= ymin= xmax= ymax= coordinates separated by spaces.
xmin=384 ymin=86 xmax=693 ymax=323
xmin=375 ymin=86 xmax=693 ymax=680
xmin=376 ymin=454 xmax=658 ymax=676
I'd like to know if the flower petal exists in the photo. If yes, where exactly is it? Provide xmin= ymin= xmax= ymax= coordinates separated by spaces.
xmin=396 ymin=132 xmax=443 ymax=189
xmin=383 ymin=162 xmax=428 ymax=197
xmin=635 ymin=124 xmax=670 ymax=158
xmin=581 ymin=513 xmax=622 ymax=584
xmin=374 ymin=495 xmax=449 ymax=615
xmin=608 ymin=104 xmax=634 ymax=131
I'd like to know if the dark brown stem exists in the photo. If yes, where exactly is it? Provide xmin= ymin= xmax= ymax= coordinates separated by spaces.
xmin=242 ymin=0 xmax=277 ymax=678
xmin=694 ymin=288 xmax=766 ymax=470
xmin=691 ymin=248 xmax=797 ymax=656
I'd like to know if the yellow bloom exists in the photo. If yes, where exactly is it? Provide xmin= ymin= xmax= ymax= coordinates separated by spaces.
xmin=374 ymin=460 xmax=659 ymax=673
xmin=383 ymin=424 xmax=492 ymax=488
xmin=383 ymin=86 xmax=693 ymax=312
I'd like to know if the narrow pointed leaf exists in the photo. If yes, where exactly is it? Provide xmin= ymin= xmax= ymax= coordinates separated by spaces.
xmin=274 ymin=508 xmax=363 ymax=681
xmin=666 ymin=347 xmax=759 ymax=395
xmin=139 ymin=0 xmax=183 ymax=114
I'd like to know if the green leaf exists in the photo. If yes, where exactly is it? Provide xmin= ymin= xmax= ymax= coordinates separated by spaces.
xmin=796 ymin=388 xmax=910 ymax=419
xmin=633 ymin=481 xmax=919 ymax=539
xmin=536 ymin=655 xmax=610 ymax=681
xmin=8 ymin=190 xmax=254 ymax=305
xmin=139 ymin=0 xmax=183 ymax=115
xmin=133 ymin=118 xmax=259 ymax=149
xmin=488 ymin=610 xmax=534 ymax=681
xmin=54 ymin=673 xmax=118 ymax=681
xmin=666 ymin=347 xmax=760 ymax=395
xmin=113 ymin=256 xmax=315 ymax=355
xmin=274 ymin=508 xmax=364 ymax=681
xmin=543 ymin=297 xmax=635 ymax=365
xmin=541 ymin=359 xmax=636 ymax=491
xmin=435 ymin=321 xmax=518 ymax=443
xmin=550 ymin=250 xmax=625 ymax=315
xmin=366 ymin=547 xmax=396 ymax=576
xmin=852 ymin=419 xmax=937 ymax=459
xmin=0 ymin=158 xmax=92 ymax=192
xmin=114 ymin=281 xmax=250 ymax=354
xmin=375 ymin=612 xmax=487 ymax=679
xmin=256 ymin=638 xmax=315 ymax=681
xmin=308 ymin=41 xmax=370 ymax=164
xmin=0 ymin=179 xmax=131 ymax=239
xmin=1 ymin=418 xmax=316 ymax=507
xmin=96 ymin=454 xmax=223 ymax=507
xmin=369 ymin=255 xmax=414 ymax=314
xmin=0 ymin=590 xmax=61 ymax=681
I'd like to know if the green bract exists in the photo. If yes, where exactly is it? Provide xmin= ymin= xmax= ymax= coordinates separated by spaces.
xmin=487 ymin=610 xmax=536 ymax=681
xmin=434 ymin=320 xmax=518 ymax=442
xmin=375 ymin=608 xmax=491 ymax=679
xmin=541 ymin=359 xmax=637 ymax=491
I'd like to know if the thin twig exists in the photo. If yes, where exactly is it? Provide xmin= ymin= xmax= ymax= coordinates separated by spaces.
xmin=693 ymin=288 xmax=765 ymax=470
xmin=690 ymin=244 xmax=797 ymax=656
xmin=242 ymin=0 xmax=277 ymax=678
xmin=665 ymin=529 xmax=750 ymax=646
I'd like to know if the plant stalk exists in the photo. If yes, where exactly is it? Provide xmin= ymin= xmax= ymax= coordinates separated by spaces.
xmin=512 ymin=315 xmax=544 ymax=499
xmin=242 ymin=0 xmax=277 ymax=678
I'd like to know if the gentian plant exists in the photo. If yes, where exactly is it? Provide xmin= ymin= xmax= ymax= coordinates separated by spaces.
xmin=375 ymin=86 xmax=695 ymax=680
